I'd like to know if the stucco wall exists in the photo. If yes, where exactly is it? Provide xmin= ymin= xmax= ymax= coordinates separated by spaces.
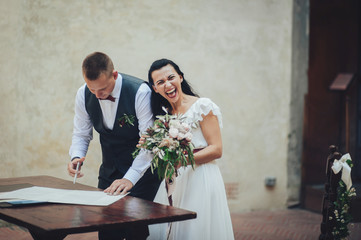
xmin=0 ymin=0 xmax=305 ymax=212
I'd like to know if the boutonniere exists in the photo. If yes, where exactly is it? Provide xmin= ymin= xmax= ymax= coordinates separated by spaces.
xmin=118 ymin=114 xmax=135 ymax=127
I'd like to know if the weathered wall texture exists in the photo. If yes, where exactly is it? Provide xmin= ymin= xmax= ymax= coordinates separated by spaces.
xmin=0 ymin=0 xmax=307 ymax=212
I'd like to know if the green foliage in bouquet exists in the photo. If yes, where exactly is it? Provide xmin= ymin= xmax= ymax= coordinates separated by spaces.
xmin=133 ymin=110 xmax=195 ymax=180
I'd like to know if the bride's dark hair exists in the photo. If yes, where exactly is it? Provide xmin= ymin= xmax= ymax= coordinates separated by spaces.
xmin=148 ymin=59 xmax=199 ymax=117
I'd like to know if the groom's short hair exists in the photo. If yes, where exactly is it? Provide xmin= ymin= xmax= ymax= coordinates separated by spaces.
xmin=82 ymin=52 xmax=114 ymax=80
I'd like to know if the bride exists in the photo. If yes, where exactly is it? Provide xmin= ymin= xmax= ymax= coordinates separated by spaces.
xmin=146 ymin=59 xmax=234 ymax=240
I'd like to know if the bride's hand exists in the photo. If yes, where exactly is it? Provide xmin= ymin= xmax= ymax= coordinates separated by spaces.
xmin=176 ymin=153 xmax=189 ymax=170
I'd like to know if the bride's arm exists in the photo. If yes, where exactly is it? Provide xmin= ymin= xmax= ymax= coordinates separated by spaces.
xmin=193 ymin=111 xmax=223 ymax=164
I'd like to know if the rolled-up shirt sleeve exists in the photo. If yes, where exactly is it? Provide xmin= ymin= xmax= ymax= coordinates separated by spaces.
xmin=123 ymin=83 xmax=154 ymax=185
xmin=69 ymin=85 xmax=93 ymax=160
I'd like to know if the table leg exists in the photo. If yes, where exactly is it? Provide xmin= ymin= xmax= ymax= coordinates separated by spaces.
xmin=29 ymin=229 xmax=66 ymax=240
xmin=127 ymin=224 xmax=149 ymax=240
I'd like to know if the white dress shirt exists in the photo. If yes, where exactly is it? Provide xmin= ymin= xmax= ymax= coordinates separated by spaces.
xmin=69 ymin=73 xmax=153 ymax=185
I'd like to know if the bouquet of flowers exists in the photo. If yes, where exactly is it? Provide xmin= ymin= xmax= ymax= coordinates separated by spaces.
xmin=133 ymin=107 xmax=195 ymax=184
xmin=133 ymin=109 xmax=195 ymax=240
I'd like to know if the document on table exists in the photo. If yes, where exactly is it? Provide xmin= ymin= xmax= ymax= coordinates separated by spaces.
xmin=0 ymin=186 xmax=128 ymax=206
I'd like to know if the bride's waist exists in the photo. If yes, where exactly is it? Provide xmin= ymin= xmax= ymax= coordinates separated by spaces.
xmin=191 ymin=159 xmax=217 ymax=168
xmin=197 ymin=160 xmax=216 ymax=165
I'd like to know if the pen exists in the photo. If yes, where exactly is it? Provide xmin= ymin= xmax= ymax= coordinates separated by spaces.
xmin=73 ymin=162 xmax=80 ymax=184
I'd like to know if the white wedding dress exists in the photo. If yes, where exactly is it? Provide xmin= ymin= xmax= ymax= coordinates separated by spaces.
xmin=148 ymin=98 xmax=234 ymax=240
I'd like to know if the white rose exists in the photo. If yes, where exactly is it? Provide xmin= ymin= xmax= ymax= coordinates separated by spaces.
xmin=170 ymin=119 xmax=181 ymax=129
xmin=185 ymin=132 xmax=192 ymax=142
xmin=169 ymin=128 xmax=179 ymax=139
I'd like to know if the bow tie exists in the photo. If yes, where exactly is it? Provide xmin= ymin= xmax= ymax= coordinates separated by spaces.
xmin=100 ymin=95 xmax=116 ymax=102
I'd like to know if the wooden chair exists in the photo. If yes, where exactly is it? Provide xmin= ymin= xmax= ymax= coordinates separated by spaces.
xmin=319 ymin=145 xmax=342 ymax=240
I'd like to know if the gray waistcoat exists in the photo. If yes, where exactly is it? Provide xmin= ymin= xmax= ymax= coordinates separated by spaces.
xmin=85 ymin=73 xmax=142 ymax=185
xmin=85 ymin=73 xmax=161 ymax=200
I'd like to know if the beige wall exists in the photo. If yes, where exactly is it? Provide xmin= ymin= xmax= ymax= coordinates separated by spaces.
xmin=0 ymin=0 xmax=307 ymax=212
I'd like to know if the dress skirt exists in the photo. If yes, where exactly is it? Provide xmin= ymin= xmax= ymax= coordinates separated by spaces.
xmin=148 ymin=161 xmax=234 ymax=240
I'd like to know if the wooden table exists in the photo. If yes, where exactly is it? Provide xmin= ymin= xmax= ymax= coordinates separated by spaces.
xmin=0 ymin=175 xmax=196 ymax=240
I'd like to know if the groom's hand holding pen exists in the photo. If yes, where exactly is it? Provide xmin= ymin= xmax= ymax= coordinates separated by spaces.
xmin=67 ymin=157 xmax=85 ymax=183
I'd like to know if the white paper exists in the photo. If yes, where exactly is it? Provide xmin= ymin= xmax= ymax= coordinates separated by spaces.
xmin=0 ymin=186 xmax=128 ymax=206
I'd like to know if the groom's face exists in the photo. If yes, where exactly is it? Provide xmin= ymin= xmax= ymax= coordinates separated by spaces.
xmin=84 ymin=71 xmax=117 ymax=100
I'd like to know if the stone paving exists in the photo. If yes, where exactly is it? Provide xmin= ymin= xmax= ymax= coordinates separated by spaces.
xmin=232 ymin=209 xmax=360 ymax=240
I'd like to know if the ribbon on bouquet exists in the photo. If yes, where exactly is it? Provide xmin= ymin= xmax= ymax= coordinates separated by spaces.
xmin=165 ymin=173 xmax=176 ymax=240
xmin=165 ymin=173 xmax=176 ymax=206
xmin=331 ymin=153 xmax=353 ymax=190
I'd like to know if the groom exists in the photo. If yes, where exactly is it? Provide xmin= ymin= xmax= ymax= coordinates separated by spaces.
xmin=67 ymin=52 xmax=161 ymax=239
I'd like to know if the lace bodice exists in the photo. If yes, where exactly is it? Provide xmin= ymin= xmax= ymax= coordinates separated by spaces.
xmin=182 ymin=98 xmax=222 ymax=149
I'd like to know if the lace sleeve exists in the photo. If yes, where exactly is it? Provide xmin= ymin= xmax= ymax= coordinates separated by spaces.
xmin=188 ymin=98 xmax=223 ymax=128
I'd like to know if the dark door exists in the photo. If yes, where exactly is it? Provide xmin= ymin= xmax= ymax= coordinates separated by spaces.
xmin=301 ymin=0 xmax=360 ymax=211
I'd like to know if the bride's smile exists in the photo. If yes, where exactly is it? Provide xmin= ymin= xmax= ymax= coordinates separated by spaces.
xmin=151 ymin=64 xmax=183 ymax=104
xmin=166 ymin=87 xmax=176 ymax=98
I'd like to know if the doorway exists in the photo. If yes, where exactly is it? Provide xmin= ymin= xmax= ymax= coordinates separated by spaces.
xmin=301 ymin=0 xmax=360 ymax=211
